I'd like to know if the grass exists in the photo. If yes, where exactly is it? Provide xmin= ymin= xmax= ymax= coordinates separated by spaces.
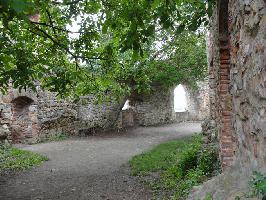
xmin=0 ymin=146 xmax=48 ymax=172
xmin=129 ymin=134 xmax=220 ymax=200
xmin=130 ymin=137 xmax=193 ymax=176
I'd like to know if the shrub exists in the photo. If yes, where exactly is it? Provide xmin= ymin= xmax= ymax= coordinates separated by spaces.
xmin=129 ymin=134 xmax=221 ymax=200
xmin=198 ymin=145 xmax=221 ymax=176
xmin=250 ymin=171 xmax=266 ymax=199
xmin=177 ymin=135 xmax=202 ymax=176
xmin=186 ymin=168 xmax=206 ymax=184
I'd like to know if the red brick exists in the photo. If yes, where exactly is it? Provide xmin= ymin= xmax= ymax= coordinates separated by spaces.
xmin=222 ymin=127 xmax=232 ymax=133
xmin=221 ymin=142 xmax=233 ymax=148
xmin=221 ymin=118 xmax=231 ymax=123
xmin=220 ymin=52 xmax=230 ymax=60
xmin=220 ymin=135 xmax=233 ymax=140
xmin=253 ymin=143 xmax=258 ymax=158
xmin=220 ymin=68 xmax=230 ymax=76
xmin=220 ymin=80 xmax=230 ymax=84
xmin=222 ymin=111 xmax=232 ymax=116
xmin=221 ymin=149 xmax=234 ymax=157
xmin=220 ymin=84 xmax=229 ymax=91
xmin=220 ymin=64 xmax=230 ymax=69
xmin=220 ymin=75 xmax=229 ymax=80
xmin=221 ymin=59 xmax=230 ymax=64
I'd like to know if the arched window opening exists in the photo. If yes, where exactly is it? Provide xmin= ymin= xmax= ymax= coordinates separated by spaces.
xmin=174 ymin=84 xmax=187 ymax=112
xmin=122 ymin=99 xmax=131 ymax=110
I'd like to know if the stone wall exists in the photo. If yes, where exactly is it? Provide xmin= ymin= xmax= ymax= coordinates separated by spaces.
xmin=0 ymin=89 xmax=41 ymax=143
xmin=122 ymin=81 xmax=210 ymax=127
xmin=121 ymin=109 xmax=135 ymax=128
xmin=208 ymin=0 xmax=266 ymax=172
xmin=0 ymin=83 xmax=204 ymax=143
xmin=77 ymin=96 xmax=125 ymax=134
xmin=189 ymin=0 xmax=266 ymax=199
xmin=129 ymin=85 xmax=176 ymax=126
xmin=0 ymin=88 xmax=123 ymax=143
xmin=229 ymin=0 xmax=266 ymax=174
xmin=36 ymin=90 xmax=78 ymax=139
xmin=0 ymin=81 xmax=210 ymax=143
xmin=183 ymin=80 xmax=210 ymax=121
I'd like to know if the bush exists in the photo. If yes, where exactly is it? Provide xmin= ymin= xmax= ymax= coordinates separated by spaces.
xmin=173 ymin=166 xmax=206 ymax=198
xmin=177 ymin=135 xmax=202 ymax=176
xmin=186 ymin=168 xmax=206 ymax=184
xmin=198 ymin=145 xmax=221 ymax=176
xmin=129 ymin=134 xmax=221 ymax=200
xmin=250 ymin=171 xmax=266 ymax=199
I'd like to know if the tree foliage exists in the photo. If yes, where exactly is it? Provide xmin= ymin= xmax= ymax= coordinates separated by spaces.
xmin=0 ymin=0 xmax=214 ymax=98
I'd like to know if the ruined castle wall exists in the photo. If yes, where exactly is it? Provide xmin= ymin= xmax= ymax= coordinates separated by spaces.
xmin=183 ymin=80 xmax=210 ymax=121
xmin=229 ymin=0 xmax=266 ymax=172
xmin=129 ymin=86 xmax=176 ymax=126
xmin=0 ymin=82 xmax=210 ymax=142
xmin=0 ymin=89 xmax=42 ymax=143
xmin=208 ymin=0 xmax=266 ymax=172
xmin=189 ymin=0 xmax=266 ymax=198
xmin=127 ymin=81 xmax=210 ymax=127
xmin=208 ymin=0 xmax=237 ymax=169
xmin=76 ymin=96 xmax=125 ymax=134
xmin=0 ymin=88 xmax=123 ymax=143
xmin=36 ymin=90 xmax=78 ymax=138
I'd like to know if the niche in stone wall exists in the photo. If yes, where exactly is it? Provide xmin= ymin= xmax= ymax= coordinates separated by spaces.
xmin=174 ymin=84 xmax=187 ymax=112
xmin=10 ymin=96 xmax=35 ymax=143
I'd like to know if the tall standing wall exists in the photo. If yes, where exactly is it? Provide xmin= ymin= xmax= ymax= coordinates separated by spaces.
xmin=189 ymin=0 xmax=266 ymax=198
xmin=208 ymin=0 xmax=266 ymax=172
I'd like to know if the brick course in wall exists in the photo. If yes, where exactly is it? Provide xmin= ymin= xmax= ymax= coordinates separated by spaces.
xmin=208 ymin=0 xmax=237 ymax=169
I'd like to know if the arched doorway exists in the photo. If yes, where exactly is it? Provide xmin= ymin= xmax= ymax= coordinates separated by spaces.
xmin=11 ymin=96 xmax=35 ymax=143
xmin=174 ymin=84 xmax=187 ymax=112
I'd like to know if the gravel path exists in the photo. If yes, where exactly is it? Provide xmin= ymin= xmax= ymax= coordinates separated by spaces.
xmin=0 ymin=122 xmax=201 ymax=200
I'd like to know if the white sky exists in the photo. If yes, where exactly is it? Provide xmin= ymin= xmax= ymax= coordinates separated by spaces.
xmin=122 ymin=100 xmax=130 ymax=110
xmin=174 ymin=84 xmax=187 ymax=112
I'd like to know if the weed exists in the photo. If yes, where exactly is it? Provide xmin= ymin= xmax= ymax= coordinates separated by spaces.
xmin=129 ymin=134 xmax=220 ymax=199
xmin=250 ymin=171 xmax=266 ymax=199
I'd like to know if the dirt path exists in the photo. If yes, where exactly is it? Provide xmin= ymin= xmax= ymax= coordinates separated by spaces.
xmin=0 ymin=122 xmax=201 ymax=200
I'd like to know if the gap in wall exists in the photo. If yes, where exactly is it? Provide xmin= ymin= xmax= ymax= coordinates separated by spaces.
xmin=174 ymin=84 xmax=187 ymax=112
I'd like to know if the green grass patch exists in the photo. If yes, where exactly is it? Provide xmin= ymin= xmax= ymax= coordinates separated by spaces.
xmin=130 ymin=137 xmax=193 ymax=176
xmin=0 ymin=146 xmax=48 ymax=172
xmin=129 ymin=134 xmax=220 ymax=200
